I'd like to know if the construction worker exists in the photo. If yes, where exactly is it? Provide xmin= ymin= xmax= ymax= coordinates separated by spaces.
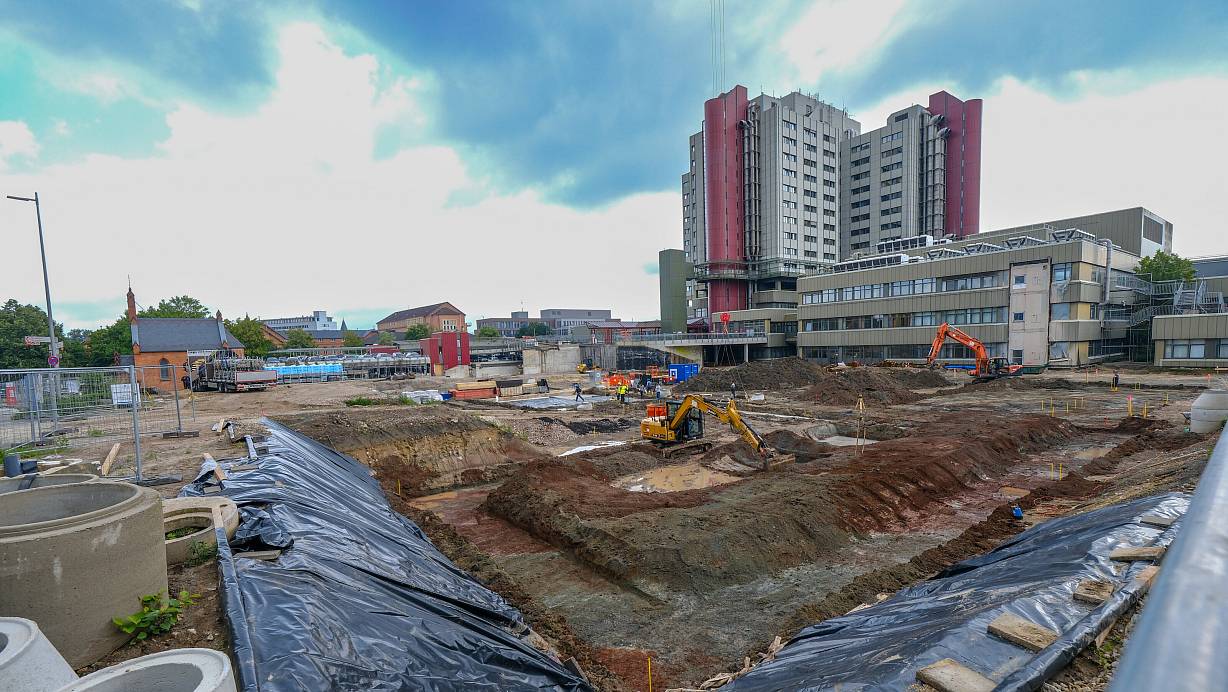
xmin=1112 ymin=369 xmax=1120 ymax=390
xmin=730 ymin=381 xmax=738 ymax=400
xmin=617 ymin=383 xmax=628 ymax=404
xmin=573 ymin=382 xmax=584 ymax=402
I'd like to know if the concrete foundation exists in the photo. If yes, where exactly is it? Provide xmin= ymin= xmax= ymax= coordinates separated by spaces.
xmin=55 ymin=648 xmax=237 ymax=692
xmin=522 ymin=344 xmax=583 ymax=375
xmin=0 ymin=617 xmax=77 ymax=692
xmin=0 ymin=482 xmax=168 ymax=667
xmin=0 ymin=474 xmax=98 ymax=495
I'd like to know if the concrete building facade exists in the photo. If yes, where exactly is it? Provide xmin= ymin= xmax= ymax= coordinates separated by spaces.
xmin=1152 ymin=314 xmax=1228 ymax=367
xmin=796 ymin=234 xmax=1141 ymax=367
xmin=377 ymin=302 xmax=465 ymax=334
xmin=840 ymin=91 xmax=982 ymax=257
xmin=477 ymin=309 xmax=616 ymax=337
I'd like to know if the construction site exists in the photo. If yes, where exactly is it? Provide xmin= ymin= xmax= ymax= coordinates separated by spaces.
xmin=2 ymin=355 xmax=1223 ymax=691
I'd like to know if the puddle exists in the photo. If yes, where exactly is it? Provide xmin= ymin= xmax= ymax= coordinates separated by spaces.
xmin=1073 ymin=445 xmax=1114 ymax=460
xmin=821 ymin=435 xmax=879 ymax=447
xmin=507 ymin=395 xmax=613 ymax=410
xmin=559 ymin=440 xmax=628 ymax=456
xmin=612 ymin=461 xmax=741 ymax=493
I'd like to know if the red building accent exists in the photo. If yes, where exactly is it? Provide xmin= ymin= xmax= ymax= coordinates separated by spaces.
xmin=419 ymin=331 xmax=470 ymax=374
xmin=928 ymin=91 xmax=982 ymax=238
xmin=703 ymin=85 xmax=749 ymax=320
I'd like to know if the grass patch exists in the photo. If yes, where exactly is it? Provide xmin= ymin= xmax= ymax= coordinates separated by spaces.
xmin=185 ymin=540 xmax=219 ymax=567
xmin=344 ymin=396 xmax=378 ymax=406
xmin=165 ymin=526 xmax=204 ymax=540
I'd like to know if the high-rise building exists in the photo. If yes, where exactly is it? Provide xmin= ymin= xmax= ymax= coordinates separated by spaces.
xmin=683 ymin=87 xmax=860 ymax=323
xmin=840 ymin=91 xmax=982 ymax=257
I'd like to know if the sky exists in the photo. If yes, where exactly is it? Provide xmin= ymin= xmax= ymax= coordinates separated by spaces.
xmin=0 ymin=0 xmax=1226 ymax=330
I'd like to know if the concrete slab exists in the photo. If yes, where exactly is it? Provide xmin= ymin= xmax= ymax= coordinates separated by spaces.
xmin=820 ymin=435 xmax=878 ymax=447
xmin=1139 ymin=514 xmax=1176 ymax=528
xmin=987 ymin=612 xmax=1060 ymax=652
xmin=1109 ymin=546 xmax=1166 ymax=562
xmin=915 ymin=658 xmax=996 ymax=692
xmin=1073 ymin=579 xmax=1116 ymax=605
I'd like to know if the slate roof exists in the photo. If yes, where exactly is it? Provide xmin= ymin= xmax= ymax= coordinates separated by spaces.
xmin=377 ymin=302 xmax=464 ymax=324
xmin=135 ymin=318 xmax=243 ymax=352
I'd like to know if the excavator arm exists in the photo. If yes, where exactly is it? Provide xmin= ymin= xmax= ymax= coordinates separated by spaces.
xmin=927 ymin=323 xmax=992 ymax=376
xmin=666 ymin=394 xmax=768 ymax=455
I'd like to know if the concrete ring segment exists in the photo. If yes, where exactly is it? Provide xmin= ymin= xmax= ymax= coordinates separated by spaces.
xmin=0 ymin=474 xmax=99 ymax=495
xmin=0 ymin=482 xmax=168 ymax=668
xmin=54 ymin=648 xmax=238 ymax=692
xmin=163 ymin=512 xmax=217 ymax=565
xmin=0 ymin=617 xmax=78 ymax=692
xmin=161 ymin=497 xmax=239 ymax=539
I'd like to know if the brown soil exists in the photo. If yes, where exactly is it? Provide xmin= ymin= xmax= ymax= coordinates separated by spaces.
xmin=275 ymin=407 xmax=546 ymax=497
xmin=675 ymin=357 xmax=829 ymax=391
xmin=384 ymin=495 xmax=630 ymax=692
xmin=76 ymin=557 xmax=228 ymax=676
xmin=675 ymin=358 xmax=949 ymax=400
xmin=482 ymin=413 xmax=1075 ymax=593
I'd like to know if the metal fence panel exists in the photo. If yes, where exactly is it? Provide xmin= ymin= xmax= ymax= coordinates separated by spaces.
xmin=0 ymin=365 xmax=183 ymax=459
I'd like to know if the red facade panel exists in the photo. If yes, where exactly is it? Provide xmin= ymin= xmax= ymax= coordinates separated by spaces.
xmin=703 ymin=86 xmax=749 ymax=318
xmin=928 ymin=91 xmax=982 ymax=238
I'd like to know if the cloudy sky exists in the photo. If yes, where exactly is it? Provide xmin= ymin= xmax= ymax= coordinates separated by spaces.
xmin=1 ymin=1 xmax=1225 ymax=330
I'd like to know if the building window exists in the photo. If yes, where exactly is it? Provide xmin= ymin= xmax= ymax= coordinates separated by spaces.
xmin=784 ymin=153 xmax=798 ymax=163
xmin=851 ymin=171 xmax=869 ymax=181
xmin=881 ymin=191 xmax=902 ymax=202
xmin=783 ymin=183 xmax=798 ymax=194
xmin=804 ymin=174 xmax=818 ymax=183
xmin=1051 ymin=303 xmax=1071 ymax=320
xmin=783 ymin=136 xmax=797 ymax=146
xmin=1165 ymin=339 xmax=1206 ymax=359
xmin=1012 ymin=349 xmax=1023 ymax=365
xmin=159 ymin=358 xmax=171 ymax=381
xmin=805 ymin=143 xmax=817 ymax=153
xmin=804 ymin=190 xmax=817 ymax=198
xmin=880 ymin=131 xmax=903 ymax=144
xmin=852 ymin=156 xmax=870 ymax=166
xmin=1052 ymin=263 xmax=1071 ymax=282
xmin=881 ymin=162 xmax=902 ymax=173
xmin=894 ymin=113 xmax=909 ymax=122
xmin=823 ymin=134 xmax=833 ymax=143
xmin=1014 ymin=275 xmax=1026 ymax=286
xmin=783 ymin=169 xmax=797 ymax=178
xmin=881 ymin=147 xmax=903 ymax=158
xmin=804 ymin=158 xmax=817 ymax=168
xmin=783 ymin=120 xmax=797 ymax=131
xmin=1219 ymin=341 xmax=1228 ymax=358
xmin=1013 ymin=312 xmax=1025 ymax=322
xmin=804 ymin=235 xmax=817 ymax=243
xmin=880 ymin=206 xmax=902 ymax=216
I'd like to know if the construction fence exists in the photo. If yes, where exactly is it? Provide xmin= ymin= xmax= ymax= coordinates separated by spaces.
xmin=0 ymin=366 xmax=187 ymax=474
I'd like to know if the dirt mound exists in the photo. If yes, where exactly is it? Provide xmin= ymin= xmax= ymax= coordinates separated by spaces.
xmin=276 ymin=407 xmax=546 ymax=496
xmin=805 ymin=368 xmax=942 ymax=406
xmin=762 ymin=429 xmax=834 ymax=462
xmin=958 ymin=376 xmax=1083 ymax=393
xmin=541 ymin=416 xmax=640 ymax=435
xmin=675 ymin=357 xmax=827 ymax=392
xmin=483 ymin=412 xmax=1075 ymax=592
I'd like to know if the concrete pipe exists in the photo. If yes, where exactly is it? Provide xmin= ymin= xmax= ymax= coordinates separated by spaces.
xmin=54 ymin=648 xmax=237 ymax=692
xmin=163 ymin=512 xmax=217 ymax=565
xmin=162 ymin=497 xmax=239 ymax=538
xmin=0 ymin=617 xmax=78 ymax=692
xmin=0 ymin=482 xmax=168 ymax=668
xmin=0 ymin=473 xmax=99 ymax=495
xmin=1190 ymin=390 xmax=1228 ymax=434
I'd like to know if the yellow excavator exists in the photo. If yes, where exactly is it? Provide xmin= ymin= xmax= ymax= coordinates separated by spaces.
xmin=640 ymin=394 xmax=779 ymax=466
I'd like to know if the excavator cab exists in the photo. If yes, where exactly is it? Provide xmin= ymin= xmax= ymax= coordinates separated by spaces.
xmin=664 ymin=400 xmax=704 ymax=443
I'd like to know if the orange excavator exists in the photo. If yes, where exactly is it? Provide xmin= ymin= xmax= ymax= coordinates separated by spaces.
xmin=927 ymin=323 xmax=1023 ymax=380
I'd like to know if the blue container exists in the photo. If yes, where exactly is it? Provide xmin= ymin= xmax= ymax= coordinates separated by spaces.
xmin=3 ymin=453 xmax=21 ymax=478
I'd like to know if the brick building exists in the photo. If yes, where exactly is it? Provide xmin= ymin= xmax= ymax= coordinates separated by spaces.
xmin=126 ymin=289 xmax=244 ymax=392
xmin=377 ymin=302 xmax=466 ymax=335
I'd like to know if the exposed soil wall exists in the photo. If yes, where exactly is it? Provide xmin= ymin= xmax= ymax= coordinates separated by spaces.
xmin=276 ymin=408 xmax=545 ymax=496
xmin=675 ymin=359 xmax=949 ymax=401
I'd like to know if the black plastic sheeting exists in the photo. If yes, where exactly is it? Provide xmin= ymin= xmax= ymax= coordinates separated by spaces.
xmin=727 ymin=493 xmax=1188 ymax=691
xmin=181 ymin=419 xmax=591 ymax=692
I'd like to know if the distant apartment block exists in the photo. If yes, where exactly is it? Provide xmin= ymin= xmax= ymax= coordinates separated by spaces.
xmin=682 ymin=86 xmax=982 ymax=325
xmin=262 ymin=310 xmax=338 ymax=332
xmin=477 ymin=309 xmax=616 ymax=337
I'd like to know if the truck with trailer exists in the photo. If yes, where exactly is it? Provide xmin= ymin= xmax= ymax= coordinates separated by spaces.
xmin=189 ymin=351 xmax=277 ymax=392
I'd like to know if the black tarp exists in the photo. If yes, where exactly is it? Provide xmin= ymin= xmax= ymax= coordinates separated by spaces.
xmin=181 ymin=419 xmax=591 ymax=691
xmin=727 ymin=493 xmax=1187 ymax=691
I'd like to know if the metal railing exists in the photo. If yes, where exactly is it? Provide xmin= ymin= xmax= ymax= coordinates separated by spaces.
xmin=1111 ymin=422 xmax=1228 ymax=691
xmin=611 ymin=330 xmax=767 ymax=344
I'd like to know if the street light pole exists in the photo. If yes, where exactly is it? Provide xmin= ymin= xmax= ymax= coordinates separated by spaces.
xmin=7 ymin=193 xmax=58 ymax=366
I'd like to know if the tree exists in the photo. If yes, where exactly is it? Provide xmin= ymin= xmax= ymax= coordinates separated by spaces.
xmin=0 ymin=299 xmax=80 ymax=368
xmin=84 ymin=316 xmax=132 ymax=365
xmin=1137 ymin=250 xmax=1195 ymax=283
xmin=475 ymin=326 xmax=500 ymax=338
xmin=138 ymin=295 xmax=210 ymax=318
xmin=284 ymin=328 xmax=316 ymax=349
xmin=518 ymin=322 xmax=552 ymax=337
xmin=66 ymin=328 xmax=92 ymax=342
xmin=404 ymin=324 xmax=431 ymax=340
xmin=226 ymin=316 xmax=273 ymax=358
xmin=342 ymin=330 xmax=364 ymax=347
xmin=377 ymin=331 xmax=395 ymax=346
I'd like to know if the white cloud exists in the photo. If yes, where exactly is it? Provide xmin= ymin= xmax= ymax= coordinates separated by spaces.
xmin=0 ymin=121 xmax=39 ymax=169
xmin=850 ymin=73 xmax=1227 ymax=257
xmin=0 ymin=23 xmax=675 ymax=329
xmin=779 ymin=0 xmax=911 ymax=83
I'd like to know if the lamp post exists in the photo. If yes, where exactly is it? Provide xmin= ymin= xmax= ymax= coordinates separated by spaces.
xmin=7 ymin=193 xmax=58 ymax=368
xmin=8 ymin=192 xmax=58 ymax=430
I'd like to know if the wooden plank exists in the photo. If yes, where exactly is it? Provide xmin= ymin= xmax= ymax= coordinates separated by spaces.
xmin=1133 ymin=565 xmax=1161 ymax=588
xmin=987 ymin=613 xmax=1060 ymax=652
xmin=233 ymin=549 xmax=282 ymax=561
xmin=1095 ymin=617 xmax=1119 ymax=649
xmin=203 ymin=453 xmax=227 ymax=482
xmin=915 ymin=658 xmax=996 ymax=692
xmin=212 ymin=419 xmax=226 ymax=433
xmin=1109 ymin=546 xmax=1165 ymax=562
xmin=1139 ymin=514 xmax=1176 ymax=528
xmin=100 ymin=443 xmax=121 ymax=476
xmin=161 ymin=430 xmax=200 ymax=439
xmin=1073 ymin=579 xmax=1116 ymax=605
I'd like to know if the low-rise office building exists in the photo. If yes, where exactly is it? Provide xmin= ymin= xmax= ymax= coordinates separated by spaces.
xmin=797 ymin=230 xmax=1142 ymax=367
xmin=1151 ymin=314 xmax=1228 ymax=367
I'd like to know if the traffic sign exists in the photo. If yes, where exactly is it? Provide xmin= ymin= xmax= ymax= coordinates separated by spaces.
xmin=25 ymin=335 xmax=62 ymax=348
xmin=47 ymin=355 xmax=59 ymax=367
